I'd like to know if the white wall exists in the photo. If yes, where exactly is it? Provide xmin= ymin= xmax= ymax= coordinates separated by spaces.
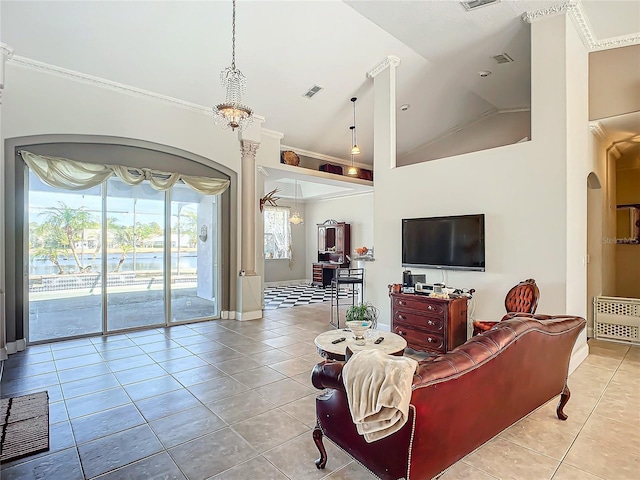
xmin=564 ymin=12 xmax=590 ymax=320
xmin=263 ymin=199 xmax=308 ymax=284
xmin=398 ymin=111 xmax=531 ymax=166
xmin=1 ymin=61 xmax=281 ymax=313
xmin=365 ymin=13 xmax=593 ymax=339
xmin=305 ymin=193 xmax=374 ymax=279
xmin=589 ymin=45 xmax=640 ymax=120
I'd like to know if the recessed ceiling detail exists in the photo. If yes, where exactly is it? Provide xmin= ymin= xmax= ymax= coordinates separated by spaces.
xmin=461 ymin=0 xmax=500 ymax=12
xmin=302 ymin=85 xmax=323 ymax=99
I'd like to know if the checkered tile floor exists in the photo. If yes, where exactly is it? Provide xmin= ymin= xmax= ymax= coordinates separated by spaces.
xmin=263 ymin=284 xmax=351 ymax=310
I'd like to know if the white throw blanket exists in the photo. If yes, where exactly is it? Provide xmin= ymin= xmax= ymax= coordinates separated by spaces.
xmin=342 ymin=349 xmax=418 ymax=443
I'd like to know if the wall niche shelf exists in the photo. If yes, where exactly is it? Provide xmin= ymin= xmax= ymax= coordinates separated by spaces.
xmin=278 ymin=147 xmax=373 ymax=185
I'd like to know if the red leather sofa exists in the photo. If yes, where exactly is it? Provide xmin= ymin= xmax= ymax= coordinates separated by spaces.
xmin=311 ymin=313 xmax=586 ymax=480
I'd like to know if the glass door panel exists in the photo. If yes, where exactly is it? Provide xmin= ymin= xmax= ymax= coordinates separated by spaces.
xmin=170 ymin=184 xmax=219 ymax=323
xmin=106 ymin=178 xmax=165 ymax=331
xmin=28 ymin=172 xmax=103 ymax=342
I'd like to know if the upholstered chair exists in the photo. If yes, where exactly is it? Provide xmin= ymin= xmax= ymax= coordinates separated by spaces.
xmin=472 ymin=278 xmax=540 ymax=336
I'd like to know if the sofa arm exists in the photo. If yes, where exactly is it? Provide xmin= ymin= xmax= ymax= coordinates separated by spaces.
xmin=311 ymin=361 xmax=346 ymax=391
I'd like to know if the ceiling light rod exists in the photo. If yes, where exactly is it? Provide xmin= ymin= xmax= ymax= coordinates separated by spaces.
xmin=290 ymin=179 xmax=304 ymax=225
xmin=214 ymin=0 xmax=253 ymax=131
xmin=350 ymin=97 xmax=360 ymax=155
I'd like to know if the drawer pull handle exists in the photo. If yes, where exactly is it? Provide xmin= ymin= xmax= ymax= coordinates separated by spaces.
xmin=427 ymin=305 xmax=435 ymax=311
xmin=427 ymin=320 xmax=434 ymax=326
xmin=428 ymin=337 xmax=435 ymax=343
xmin=399 ymin=301 xmax=406 ymax=306
xmin=398 ymin=314 xmax=406 ymax=320
xmin=397 ymin=330 xmax=407 ymax=336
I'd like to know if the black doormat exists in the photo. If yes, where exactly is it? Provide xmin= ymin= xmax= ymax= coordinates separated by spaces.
xmin=0 ymin=391 xmax=50 ymax=464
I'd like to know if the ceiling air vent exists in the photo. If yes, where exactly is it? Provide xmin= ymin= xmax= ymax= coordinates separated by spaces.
xmin=302 ymin=85 xmax=323 ymax=99
xmin=492 ymin=53 xmax=514 ymax=64
xmin=461 ymin=0 xmax=500 ymax=11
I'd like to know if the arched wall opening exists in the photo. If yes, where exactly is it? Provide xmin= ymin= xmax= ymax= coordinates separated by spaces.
xmin=3 ymin=134 xmax=238 ymax=346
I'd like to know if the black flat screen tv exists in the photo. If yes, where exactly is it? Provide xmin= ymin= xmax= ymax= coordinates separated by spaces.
xmin=402 ymin=214 xmax=485 ymax=271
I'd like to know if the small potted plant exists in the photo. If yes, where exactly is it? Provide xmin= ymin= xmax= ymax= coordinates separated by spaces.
xmin=345 ymin=302 xmax=379 ymax=330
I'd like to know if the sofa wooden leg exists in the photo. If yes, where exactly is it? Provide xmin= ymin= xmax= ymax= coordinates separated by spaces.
xmin=557 ymin=383 xmax=570 ymax=421
xmin=313 ymin=425 xmax=327 ymax=469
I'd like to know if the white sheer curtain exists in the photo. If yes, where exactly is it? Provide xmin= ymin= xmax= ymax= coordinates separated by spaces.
xmin=20 ymin=150 xmax=230 ymax=195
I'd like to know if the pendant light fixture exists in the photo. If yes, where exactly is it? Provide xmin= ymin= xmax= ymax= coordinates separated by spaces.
xmin=350 ymin=97 xmax=360 ymax=155
xmin=213 ymin=0 xmax=253 ymax=131
xmin=289 ymin=180 xmax=304 ymax=225
xmin=346 ymin=133 xmax=358 ymax=176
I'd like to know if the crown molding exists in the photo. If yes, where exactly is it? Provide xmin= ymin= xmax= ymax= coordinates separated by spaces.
xmin=498 ymin=106 xmax=531 ymax=113
xmin=7 ymin=56 xmax=280 ymax=126
xmin=589 ymin=122 xmax=607 ymax=141
xmin=592 ymin=33 xmax=640 ymax=52
xmin=280 ymin=145 xmax=348 ymax=164
xmin=522 ymin=1 xmax=640 ymax=51
xmin=366 ymin=55 xmax=401 ymax=79
xmin=609 ymin=145 xmax=622 ymax=160
xmin=261 ymin=129 xmax=285 ymax=140
xmin=0 ymin=44 xmax=14 ymax=104
xmin=0 ymin=43 xmax=14 ymax=58
xmin=522 ymin=1 xmax=573 ymax=23
xmin=10 ymin=55 xmax=217 ymax=114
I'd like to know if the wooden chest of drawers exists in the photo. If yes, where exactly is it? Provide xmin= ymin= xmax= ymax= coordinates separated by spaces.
xmin=390 ymin=293 xmax=468 ymax=354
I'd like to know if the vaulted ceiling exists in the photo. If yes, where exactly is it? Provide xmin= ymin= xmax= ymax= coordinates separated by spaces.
xmin=2 ymin=1 xmax=639 ymax=197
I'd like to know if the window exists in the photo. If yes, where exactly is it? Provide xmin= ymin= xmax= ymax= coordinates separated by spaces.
xmin=264 ymin=206 xmax=291 ymax=259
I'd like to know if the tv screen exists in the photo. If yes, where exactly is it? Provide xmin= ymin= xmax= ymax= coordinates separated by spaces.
xmin=402 ymin=214 xmax=485 ymax=271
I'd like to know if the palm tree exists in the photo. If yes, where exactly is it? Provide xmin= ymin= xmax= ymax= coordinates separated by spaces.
xmin=38 ymin=202 xmax=98 ymax=273
xmin=32 ymin=223 xmax=68 ymax=274
xmin=108 ymin=219 xmax=135 ymax=273
xmin=135 ymin=221 xmax=163 ymax=248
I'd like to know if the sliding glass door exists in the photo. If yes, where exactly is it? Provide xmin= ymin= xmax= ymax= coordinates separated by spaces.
xmin=28 ymin=172 xmax=103 ymax=342
xmin=170 ymin=183 xmax=219 ymax=323
xmin=27 ymin=172 xmax=221 ymax=343
xmin=106 ymin=178 xmax=166 ymax=331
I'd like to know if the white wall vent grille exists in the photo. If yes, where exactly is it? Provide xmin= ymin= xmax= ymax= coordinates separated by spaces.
xmin=302 ymin=85 xmax=323 ymax=99
xmin=492 ymin=53 xmax=514 ymax=64
xmin=461 ymin=0 xmax=500 ymax=11
xmin=594 ymin=296 xmax=640 ymax=345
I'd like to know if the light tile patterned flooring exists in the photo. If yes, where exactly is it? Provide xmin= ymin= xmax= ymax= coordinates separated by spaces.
xmin=1 ymin=303 xmax=638 ymax=479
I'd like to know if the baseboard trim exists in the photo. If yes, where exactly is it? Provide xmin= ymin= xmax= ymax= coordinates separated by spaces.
xmin=568 ymin=341 xmax=589 ymax=375
xmin=5 ymin=338 xmax=27 ymax=356
xmin=236 ymin=310 xmax=262 ymax=321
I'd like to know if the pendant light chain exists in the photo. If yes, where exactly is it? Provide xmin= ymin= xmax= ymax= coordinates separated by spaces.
xmin=231 ymin=0 xmax=236 ymax=70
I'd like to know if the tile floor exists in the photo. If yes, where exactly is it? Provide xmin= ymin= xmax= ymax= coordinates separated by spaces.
xmin=1 ymin=303 xmax=638 ymax=479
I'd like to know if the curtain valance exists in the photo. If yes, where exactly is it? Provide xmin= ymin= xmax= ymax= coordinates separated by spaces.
xmin=19 ymin=151 xmax=230 ymax=196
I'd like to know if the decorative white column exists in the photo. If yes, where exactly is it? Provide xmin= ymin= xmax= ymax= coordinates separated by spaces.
xmin=365 ymin=55 xmax=401 ymax=326
xmin=235 ymin=117 xmax=264 ymax=321
xmin=367 ymin=55 xmax=401 ymax=169
xmin=240 ymin=140 xmax=259 ymax=276
xmin=0 ymin=43 xmax=14 ymax=360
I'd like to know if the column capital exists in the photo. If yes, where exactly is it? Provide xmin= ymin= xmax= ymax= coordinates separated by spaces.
xmin=367 ymin=55 xmax=401 ymax=79
xmin=240 ymin=140 xmax=259 ymax=157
